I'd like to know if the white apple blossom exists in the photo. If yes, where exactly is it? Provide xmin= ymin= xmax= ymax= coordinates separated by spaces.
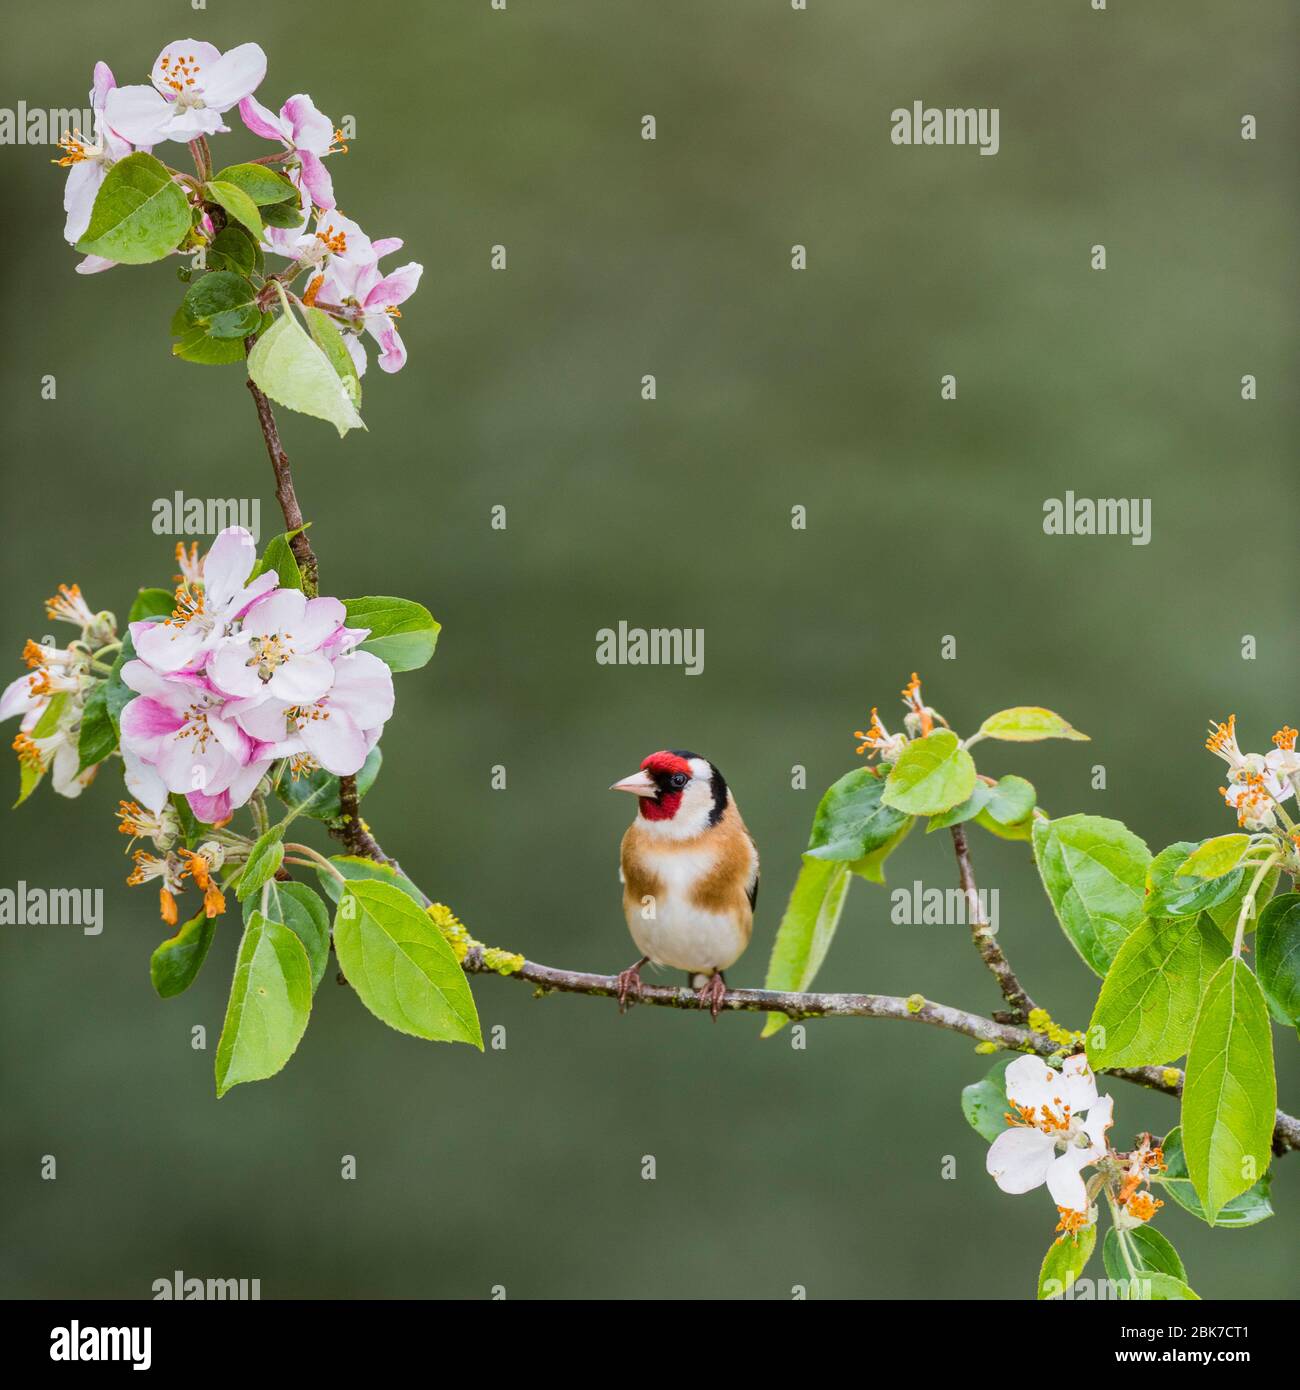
xmin=104 ymin=40 xmax=267 ymax=146
xmin=986 ymin=1054 xmax=1114 ymax=1215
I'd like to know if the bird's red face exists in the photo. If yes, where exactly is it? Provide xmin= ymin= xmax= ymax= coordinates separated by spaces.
xmin=610 ymin=750 xmax=727 ymax=830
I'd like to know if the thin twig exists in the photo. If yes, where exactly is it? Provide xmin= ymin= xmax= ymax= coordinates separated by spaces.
xmin=244 ymin=369 xmax=372 ymax=860
xmin=950 ymin=822 xmax=1036 ymax=1022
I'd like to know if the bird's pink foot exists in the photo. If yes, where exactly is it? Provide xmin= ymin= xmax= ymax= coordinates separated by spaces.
xmin=616 ymin=957 xmax=649 ymax=1014
xmin=695 ymin=970 xmax=727 ymax=1021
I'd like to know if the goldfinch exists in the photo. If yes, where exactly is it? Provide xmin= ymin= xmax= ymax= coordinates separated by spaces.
xmin=609 ymin=750 xmax=759 ymax=1018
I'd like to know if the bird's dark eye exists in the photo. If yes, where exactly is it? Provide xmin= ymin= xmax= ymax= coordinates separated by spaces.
xmin=670 ymin=772 xmax=688 ymax=789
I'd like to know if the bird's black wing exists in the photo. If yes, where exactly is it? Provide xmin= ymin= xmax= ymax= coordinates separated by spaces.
xmin=746 ymin=833 xmax=760 ymax=912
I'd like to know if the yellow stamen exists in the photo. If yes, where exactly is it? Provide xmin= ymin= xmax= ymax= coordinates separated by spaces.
xmin=12 ymin=733 xmax=44 ymax=770
xmin=315 ymin=224 xmax=348 ymax=255
xmin=1206 ymin=715 xmax=1237 ymax=754
xmin=901 ymin=672 xmax=934 ymax=735
xmin=1054 ymin=1207 xmax=1089 ymax=1239
xmin=1125 ymin=1192 xmax=1163 ymax=1223
xmin=53 ymin=131 xmax=92 ymax=166
xmin=1273 ymin=726 xmax=1297 ymax=752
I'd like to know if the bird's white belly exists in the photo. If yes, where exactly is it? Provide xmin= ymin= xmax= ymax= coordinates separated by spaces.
xmin=629 ymin=898 xmax=745 ymax=974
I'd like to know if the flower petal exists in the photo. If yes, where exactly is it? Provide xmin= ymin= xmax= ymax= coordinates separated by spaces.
xmin=103 ymin=84 xmax=173 ymax=147
xmin=296 ymin=596 xmax=346 ymax=651
xmin=122 ymin=748 xmax=168 ymax=812
xmin=202 ymin=526 xmax=258 ymax=611
xmin=266 ymin=650 xmax=334 ymax=705
xmin=150 ymin=40 xmax=224 ymax=96
xmin=196 ymin=42 xmax=267 ymax=110
xmin=366 ymin=261 xmax=422 ymax=310
xmin=328 ymin=650 xmax=394 ymax=728
xmin=986 ymin=1126 xmax=1056 ymax=1195
xmin=1046 ymin=1148 xmax=1092 ymax=1212
xmin=63 ymin=159 xmax=105 ymax=244
xmin=238 ymin=93 xmax=290 ymax=142
xmin=91 ymin=61 xmax=116 ymax=110
xmin=301 ymin=705 xmax=368 ymax=775
xmin=282 ymin=94 xmax=334 ymax=152
xmin=296 ymin=150 xmax=335 ymax=210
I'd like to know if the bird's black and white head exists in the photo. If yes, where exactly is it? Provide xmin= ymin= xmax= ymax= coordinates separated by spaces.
xmin=610 ymin=749 xmax=729 ymax=839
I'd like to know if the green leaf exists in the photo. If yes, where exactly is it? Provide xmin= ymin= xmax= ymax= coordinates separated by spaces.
xmin=881 ymin=730 xmax=977 ymax=817
xmin=243 ymin=880 xmax=330 ymax=992
xmin=209 ymin=162 xmax=298 ymax=205
xmin=214 ymin=913 xmax=313 ymax=1097
xmin=849 ymin=817 xmax=913 ymax=883
xmin=75 ymin=152 xmax=191 ymax=263
xmin=977 ymin=706 xmax=1089 ymax=743
xmin=1207 ymin=863 xmax=1278 ymax=940
xmin=128 ymin=587 xmax=176 ymax=623
xmin=960 ymin=1057 xmax=1014 ymax=1143
xmin=1157 ymin=1125 xmax=1273 ymax=1228
xmin=252 ymin=529 xmax=306 ymax=591
xmin=1086 ymin=914 xmax=1230 ymax=1069
xmin=973 ymin=806 xmax=1037 ymax=842
xmin=759 ymin=859 xmax=852 ymax=1038
xmin=234 ymin=826 xmax=285 ymax=903
xmin=247 ymin=297 xmax=365 ymax=437
xmin=181 ymin=270 xmax=260 ymax=340
xmin=925 ymin=781 xmax=991 ymax=832
xmin=1032 ymin=814 xmax=1151 ymax=976
xmin=206 ymin=224 xmax=263 ymax=278
xmin=804 ymin=767 xmax=913 ymax=860
xmin=1037 ymin=1224 xmax=1097 ymax=1300
xmin=1101 ymin=1226 xmax=1187 ymax=1285
xmin=334 ymin=881 xmax=481 ymax=1046
xmin=76 ymin=682 xmax=116 ymax=773
xmin=982 ymin=775 xmax=1037 ymax=826
xmin=1256 ymin=893 xmax=1300 ymax=1027
xmin=204 ymin=179 xmax=264 ymax=240
xmin=317 ymin=855 xmax=425 ymax=907
xmin=1181 ymin=958 xmax=1276 ymax=1223
xmin=1177 ymin=834 xmax=1250 ymax=880
xmin=150 ymin=908 xmax=217 ymax=998
xmin=341 ymin=596 xmax=440 ymax=673
xmin=171 ymin=323 xmax=250 ymax=365
xmin=1140 ymin=1273 xmax=1201 ymax=1300
xmin=275 ymin=746 xmax=381 ymax=823
xmin=14 ymin=693 xmax=67 ymax=806
xmin=260 ymin=197 xmax=307 ymax=229
xmin=1146 ymin=842 xmax=1246 ymax=921
xmin=169 ymin=792 xmax=204 ymax=846
xmin=302 ymin=306 xmax=362 ymax=410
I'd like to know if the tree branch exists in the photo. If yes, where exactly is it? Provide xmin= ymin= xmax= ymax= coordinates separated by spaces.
xmin=462 ymin=950 xmax=1300 ymax=1155
xmin=950 ymin=822 xmax=1037 ymax=1022
xmin=245 ymin=370 xmax=373 ymax=861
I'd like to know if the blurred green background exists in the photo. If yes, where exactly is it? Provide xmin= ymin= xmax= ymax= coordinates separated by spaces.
xmin=1 ymin=0 xmax=1296 ymax=1299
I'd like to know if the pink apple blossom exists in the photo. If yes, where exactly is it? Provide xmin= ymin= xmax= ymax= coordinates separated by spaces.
xmin=132 ymin=527 xmax=276 ymax=675
xmin=118 ymin=662 xmax=270 ymax=818
xmin=239 ymin=92 xmax=344 ymax=210
xmin=59 ymin=62 xmax=138 ymax=246
xmin=230 ymin=648 xmax=394 ymax=777
xmin=207 ymin=589 xmax=345 ymax=705
xmin=319 ymin=238 xmax=422 ymax=375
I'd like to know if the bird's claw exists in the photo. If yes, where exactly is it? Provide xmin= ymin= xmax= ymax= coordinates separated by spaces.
xmin=616 ymin=962 xmax=645 ymax=1014
xmin=696 ymin=971 xmax=727 ymax=1021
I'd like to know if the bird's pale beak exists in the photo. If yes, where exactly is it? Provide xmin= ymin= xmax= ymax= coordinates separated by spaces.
xmin=610 ymin=769 xmax=657 ymax=797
